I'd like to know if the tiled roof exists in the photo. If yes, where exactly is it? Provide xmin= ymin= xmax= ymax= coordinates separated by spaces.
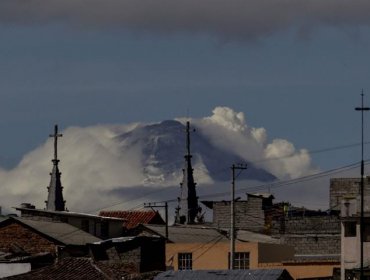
xmin=4 ymin=258 xmax=162 ymax=280
xmin=154 ymin=269 xmax=293 ymax=280
xmin=99 ymin=210 xmax=165 ymax=229
xmin=4 ymin=258 xmax=112 ymax=280
xmin=0 ymin=217 xmax=101 ymax=245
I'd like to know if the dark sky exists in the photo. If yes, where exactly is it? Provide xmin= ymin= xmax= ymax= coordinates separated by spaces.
xmin=0 ymin=1 xmax=370 ymax=170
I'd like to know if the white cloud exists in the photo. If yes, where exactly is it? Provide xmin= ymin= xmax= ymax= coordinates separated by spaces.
xmin=194 ymin=106 xmax=316 ymax=179
xmin=0 ymin=106 xmax=317 ymax=214
xmin=264 ymin=139 xmax=314 ymax=179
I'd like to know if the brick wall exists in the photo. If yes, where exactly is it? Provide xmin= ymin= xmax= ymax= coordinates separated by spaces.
xmin=271 ymin=216 xmax=341 ymax=256
xmin=279 ymin=234 xmax=340 ymax=255
xmin=271 ymin=216 xmax=340 ymax=235
xmin=212 ymin=197 xmax=265 ymax=232
xmin=0 ymin=223 xmax=56 ymax=255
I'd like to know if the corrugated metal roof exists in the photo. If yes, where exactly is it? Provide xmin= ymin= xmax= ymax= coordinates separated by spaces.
xmin=235 ymin=230 xmax=280 ymax=244
xmin=154 ymin=269 xmax=291 ymax=280
xmin=11 ymin=217 xmax=101 ymax=245
xmin=99 ymin=210 xmax=164 ymax=229
xmin=143 ymin=224 xmax=229 ymax=243
xmin=14 ymin=207 xmax=125 ymax=222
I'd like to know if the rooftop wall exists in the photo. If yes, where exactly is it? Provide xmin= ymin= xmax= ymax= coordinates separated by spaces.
xmin=330 ymin=177 xmax=370 ymax=211
xmin=212 ymin=196 xmax=265 ymax=232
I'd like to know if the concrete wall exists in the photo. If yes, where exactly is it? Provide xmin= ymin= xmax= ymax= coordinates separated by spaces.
xmin=330 ymin=177 xmax=370 ymax=211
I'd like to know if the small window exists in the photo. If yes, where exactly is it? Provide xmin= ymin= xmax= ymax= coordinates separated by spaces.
xmin=344 ymin=222 xmax=357 ymax=237
xmin=229 ymin=252 xmax=250 ymax=269
xmin=178 ymin=253 xmax=192 ymax=270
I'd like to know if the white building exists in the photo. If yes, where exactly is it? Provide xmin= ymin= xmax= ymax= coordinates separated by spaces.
xmin=341 ymin=196 xmax=370 ymax=279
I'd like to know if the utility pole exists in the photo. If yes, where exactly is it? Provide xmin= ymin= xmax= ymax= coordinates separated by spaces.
xmin=144 ymin=202 xmax=168 ymax=240
xmin=230 ymin=163 xmax=247 ymax=270
xmin=355 ymin=90 xmax=369 ymax=280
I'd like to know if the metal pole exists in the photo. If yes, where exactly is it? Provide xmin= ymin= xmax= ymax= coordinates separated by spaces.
xmin=230 ymin=164 xmax=235 ymax=270
xmin=355 ymin=91 xmax=369 ymax=280
xmin=165 ymin=202 xmax=168 ymax=240
xmin=144 ymin=202 xmax=168 ymax=240
xmin=229 ymin=163 xmax=247 ymax=270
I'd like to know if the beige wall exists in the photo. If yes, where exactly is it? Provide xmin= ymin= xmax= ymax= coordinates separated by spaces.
xmin=166 ymin=240 xmax=339 ymax=280
xmin=166 ymin=241 xmax=289 ymax=270
xmin=288 ymin=264 xmax=339 ymax=280
xmin=261 ymin=263 xmax=340 ymax=280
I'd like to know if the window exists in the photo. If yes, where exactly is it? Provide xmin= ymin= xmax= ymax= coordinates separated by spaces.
xmin=178 ymin=253 xmax=192 ymax=270
xmin=344 ymin=222 xmax=357 ymax=237
xmin=229 ymin=252 xmax=250 ymax=269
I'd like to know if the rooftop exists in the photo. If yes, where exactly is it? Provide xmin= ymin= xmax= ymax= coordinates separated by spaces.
xmin=14 ymin=207 xmax=126 ymax=222
xmin=154 ymin=269 xmax=293 ymax=280
xmin=99 ymin=210 xmax=164 ymax=229
xmin=3 ymin=258 xmax=114 ymax=280
xmin=0 ymin=217 xmax=101 ymax=246
xmin=142 ymin=224 xmax=229 ymax=243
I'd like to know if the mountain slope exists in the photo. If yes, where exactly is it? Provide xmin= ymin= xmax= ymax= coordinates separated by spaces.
xmin=116 ymin=120 xmax=276 ymax=185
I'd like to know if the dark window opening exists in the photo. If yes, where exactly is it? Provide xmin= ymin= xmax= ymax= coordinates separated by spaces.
xmin=178 ymin=253 xmax=192 ymax=270
xmin=344 ymin=222 xmax=357 ymax=237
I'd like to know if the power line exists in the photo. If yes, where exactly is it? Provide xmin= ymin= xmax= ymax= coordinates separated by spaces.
xmin=195 ymin=160 xmax=366 ymax=201
xmin=92 ymin=160 xmax=365 ymax=212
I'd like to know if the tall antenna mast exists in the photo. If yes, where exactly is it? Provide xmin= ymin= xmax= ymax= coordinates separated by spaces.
xmin=355 ymin=90 xmax=369 ymax=280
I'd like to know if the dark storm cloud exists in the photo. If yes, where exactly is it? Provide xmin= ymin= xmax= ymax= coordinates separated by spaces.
xmin=1 ymin=0 xmax=370 ymax=40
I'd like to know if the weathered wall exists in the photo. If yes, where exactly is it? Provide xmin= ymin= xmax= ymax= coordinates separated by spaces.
xmin=271 ymin=216 xmax=341 ymax=256
xmin=212 ymin=197 xmax=265 ymax=232
xmin=271 ymin=216 xmax=340 ymax=235
xmin=330 ymin=177 xmax=370 ymax=211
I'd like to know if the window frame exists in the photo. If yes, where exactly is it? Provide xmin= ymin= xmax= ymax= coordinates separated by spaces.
xmin=229 ymin=252 xmax=250 ymax=269
xmin=178 ymin=252 xmax=192 ymax=270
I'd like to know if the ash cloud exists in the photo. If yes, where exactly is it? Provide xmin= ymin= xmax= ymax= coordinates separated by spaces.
xmin=0 ymin=107 xmax=319 ymax=214
xmin=1 ymin=0 xmax=370 ymax=40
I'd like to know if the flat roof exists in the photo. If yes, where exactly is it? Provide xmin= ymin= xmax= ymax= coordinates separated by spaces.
xmin=14 ymin=207 xmax=126 ymax=222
